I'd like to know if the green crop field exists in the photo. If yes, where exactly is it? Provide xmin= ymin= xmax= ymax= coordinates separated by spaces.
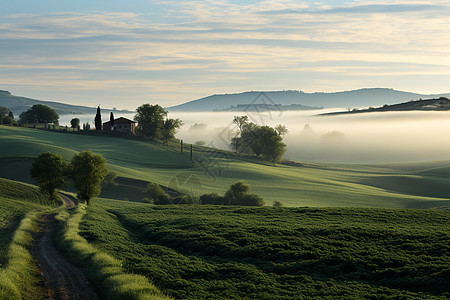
xmin=80 ymin=199 xmax=450 ymax=299
xmin=0 ymin=178 xmax=51 ymax=266
xmin=1 ymin=125 xmax=449 ymax=208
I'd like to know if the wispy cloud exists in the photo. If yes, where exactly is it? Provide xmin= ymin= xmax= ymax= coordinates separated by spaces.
xmin=0 ymin=1 xmax=449 ymax=107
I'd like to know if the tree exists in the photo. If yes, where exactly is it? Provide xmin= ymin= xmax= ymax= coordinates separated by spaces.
xmin=224 ymin=180 xmax=265 ymax=206
xmin=144 ymin=183 xmax=170 ymax=204
xmin=70 ymin=151 xmax=108 ymax=205
xmin=83 ymin=122 xmax=91 ymax=131
xmin=94 ymin=106 xmax=102 ymax=130
xmin=160 ymin=118 xmax=183 ymax=143
xmin=258 ymin=126 xmax=286 ymax=165
xmin=110 ymin=112 xmax=115 ymax=130
xmin=30 ymin=152 xmax=67 ymax=200
xmin=70 ymin=118 xmax=80 ymax=129
xmin=229 ymin=117 xmax=287 ymax=165
xmin=224 ymin=180 xmax=250 ymax=205
xmin=275 ymin=124 xmax=288 ymax=137
xmin=134 ymin=104 xmax=167 ymax=138
xmin=233 ymin=115 xmax=249 ymax=132
xmin=0 ymin=106 xmax=13 ymax=125
xmin=19 ymin=104 xmax=59 ymax=124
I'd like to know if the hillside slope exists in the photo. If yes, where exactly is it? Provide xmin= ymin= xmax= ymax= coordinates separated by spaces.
xmin=0 ymin=90 xmax=132 ymax=116
xmin=167 ymin=88 xmax=450 ymax=111
xmin=0 ymin=126 xmax=449 ymax=208
xmin=322 ymin=97 xmax=450 ymax=115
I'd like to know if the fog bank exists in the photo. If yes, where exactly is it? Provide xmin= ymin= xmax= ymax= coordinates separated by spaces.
xmin=172 ymin=110 xmax=450 ymax=164
xmin=59 ymin=110 xmax=450 ymax=164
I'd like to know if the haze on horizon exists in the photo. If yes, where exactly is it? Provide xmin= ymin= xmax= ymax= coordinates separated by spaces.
xmin=1 ymin=0 xmax=449 ymax=110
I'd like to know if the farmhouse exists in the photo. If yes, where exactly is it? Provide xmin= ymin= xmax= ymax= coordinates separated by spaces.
xmin=103 ymin=117 xmax=136 ymax=134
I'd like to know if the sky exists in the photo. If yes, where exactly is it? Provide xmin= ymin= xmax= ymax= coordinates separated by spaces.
xmin=1 ymin=0 xmax=449 ymax=109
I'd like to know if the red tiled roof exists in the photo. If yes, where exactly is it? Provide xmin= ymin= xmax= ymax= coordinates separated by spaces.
xmin=103 ymin=117 xmax=136 ymax=125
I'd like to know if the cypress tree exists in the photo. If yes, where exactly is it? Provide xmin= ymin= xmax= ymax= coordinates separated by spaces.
xmin=95 ymin=106 xmax=102 ymax=130
xmin=110 ymin=112 xmax=114 ymax=130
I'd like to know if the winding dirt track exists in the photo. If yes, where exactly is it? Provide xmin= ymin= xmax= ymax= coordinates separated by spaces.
xmin=33 ymin=194 xmax=98 ymax=300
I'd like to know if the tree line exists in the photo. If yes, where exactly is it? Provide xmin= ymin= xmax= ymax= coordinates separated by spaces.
xmin=30 ymin=151 xmax=110 ymax=205
xmin=145 ymin=180 xmax=265 ymax=206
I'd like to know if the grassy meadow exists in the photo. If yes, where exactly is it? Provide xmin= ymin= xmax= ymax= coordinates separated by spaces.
xmin=80 ymin=199 xmax=450 ymax=299
xmin=0 ymin=126 xmax=449 ymax=208
xmin=0 ymin=178 xmax=55 ymax=298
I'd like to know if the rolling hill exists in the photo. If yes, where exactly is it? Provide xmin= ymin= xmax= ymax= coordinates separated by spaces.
xmin=322 ymin=97 xmax=450 ymax=115
xmin=0 ymin=90 xmax=132 ymax=116
xmin=167 ymin=88 xmax=450 ymax=112
xmin=0 ymin=125 xmax=449 ymax=209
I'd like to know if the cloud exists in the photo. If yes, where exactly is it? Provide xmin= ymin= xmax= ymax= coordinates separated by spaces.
xmin=0 ymin=1 xmax=449 ymax=108
xmin=260 ymin=4 xmax=449 ymax=15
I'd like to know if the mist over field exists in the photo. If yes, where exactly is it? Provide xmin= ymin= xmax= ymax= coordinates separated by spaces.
xmin=60 ymin=110 xmax=450 ymax=164
xmin=173 ymin=110 xmax=450 ymax=164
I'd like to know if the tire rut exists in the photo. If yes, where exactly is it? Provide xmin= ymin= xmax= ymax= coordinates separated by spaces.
xmin=33 ymin=209 xmax=98 ymax=299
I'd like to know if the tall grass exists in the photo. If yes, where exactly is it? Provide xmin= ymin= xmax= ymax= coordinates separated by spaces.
xmin=0 ymin=211 xmax=46 ymax=299
xmin=55 ymin=205 xmax=171 ymax=300
xmin=0 ymin=178 xmax=61 ymax=206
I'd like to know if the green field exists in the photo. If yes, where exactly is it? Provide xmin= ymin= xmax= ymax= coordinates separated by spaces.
xmin=1 ymin=125 xmax=449 ymax=208
xmin=0 ymin=178 xmax=52 ymax=266
xmin=0 ymin=178 xmax=55 ymax=299
xmin=80 ymin=199 xmax=450 ymax=299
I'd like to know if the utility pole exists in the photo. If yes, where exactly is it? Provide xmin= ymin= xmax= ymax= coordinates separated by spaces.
xmin=181 ymin=140 xmax=183 ymax=153
xmin=190 ymin=144 xmax=193 ymax=161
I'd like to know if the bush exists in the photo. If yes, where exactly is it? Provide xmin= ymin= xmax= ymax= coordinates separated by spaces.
xmin=144 ymin=183 xmax=170 ymax=205
xmin=200 ymin=193 xmax=225 ymax=205
xmin=240 ymin=194 xmax=265 ymax=206
xmin=273 ymin=200 xmax=284 ymax=207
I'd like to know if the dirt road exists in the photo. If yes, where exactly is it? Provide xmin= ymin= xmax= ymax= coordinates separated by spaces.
xmin=33 ymin=195 xmax=98 ymax=299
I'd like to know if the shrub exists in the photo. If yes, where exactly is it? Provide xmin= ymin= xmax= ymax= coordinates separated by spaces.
xmin=144 ymin=183 xmax=170 ymax=205
xmin=273 ymin=200 xmax=284 ymax=207
xmin=241 ymin=194 xmax=265 ymax=206
xmin=200 ymin=193 xmax=225 ymax=205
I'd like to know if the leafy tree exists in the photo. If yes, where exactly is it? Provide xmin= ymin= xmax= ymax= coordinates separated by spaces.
xmin=275 ymin=124 xmax=288 ymax=136
xmin=233 ymin=115 xmax=249 ymax=132
xmin=70 ymin=151 xmax=108 ymax=205
xmin=161 ymin=118 xmax=183 ymax=143
xmin=70 ymin=118 xmax=80 ymax=129
xmin=258 ymin=126 xmax=286 ymax=165
xmin=19 ymin=104 xmax=59 ymax=124
xmin=94 ymin=106 xmax=102 ymax=130
xmin=224 ymin=180 xmax=264 ymax=206
xmin=30 ymin=152 xmax=67 ymax=200
xmin=230 ymin=116 xmax=287 ymax=165
xmin=134 ymin=104 xmax=167 ymax=138
xmin=230 ymin=136 xmax=243 ymax=153
xmin=0 ymin=106 xmax=13 ymax=125
xmin=224 ymin=180 xmax=250 ymax=205
xmin=0 ymin=106 xmax=9 ymax=117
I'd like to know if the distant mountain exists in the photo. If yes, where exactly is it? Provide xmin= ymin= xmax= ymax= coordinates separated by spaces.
xmin=167 ymin=89 xmax=450 ymax=112
xmin=321 ymin=97 xmax=450 ymax=116
xmin=0 ymin=90 xmax=132 ymax=116
xmin=216 ymin=103 xmax=322 ymax=112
